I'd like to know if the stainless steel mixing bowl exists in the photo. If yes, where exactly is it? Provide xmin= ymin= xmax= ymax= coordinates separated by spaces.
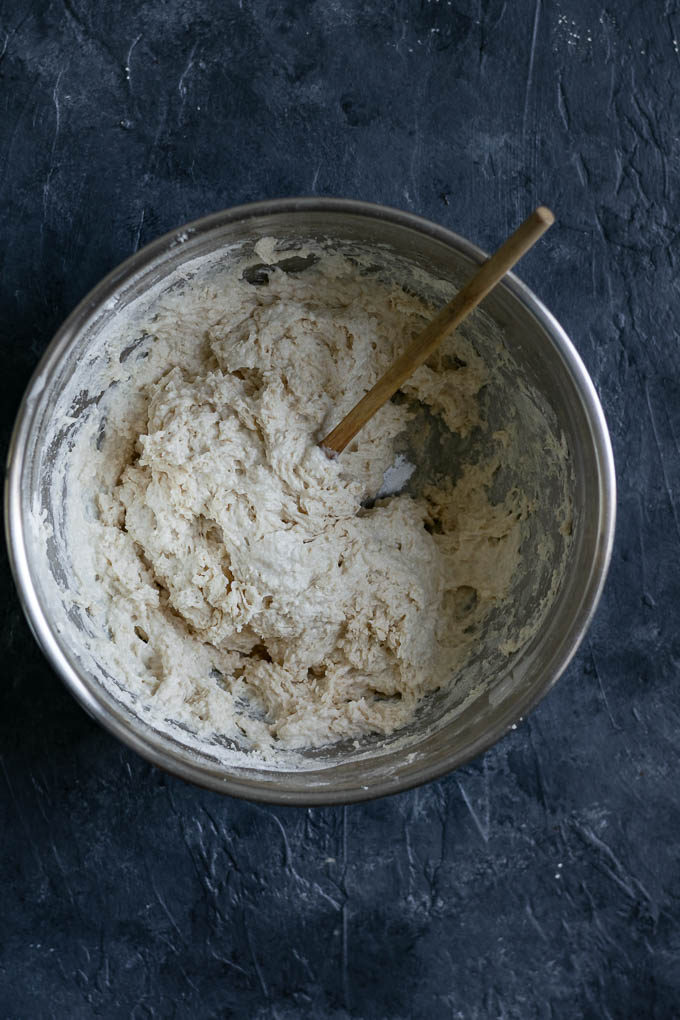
xmin=5 ymin=198 xmax=616 ymax=804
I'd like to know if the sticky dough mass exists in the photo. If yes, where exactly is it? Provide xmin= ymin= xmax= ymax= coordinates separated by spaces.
xmin=90 ymin=255 xmax=528 ymax=751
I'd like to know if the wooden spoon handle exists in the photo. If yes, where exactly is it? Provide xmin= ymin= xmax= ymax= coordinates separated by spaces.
xmin=320 ymin=206 xmax=555 ymax=457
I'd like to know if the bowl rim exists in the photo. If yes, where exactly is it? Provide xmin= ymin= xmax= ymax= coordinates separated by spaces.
xmin=4 ymin=197 xmax=617 ymax=805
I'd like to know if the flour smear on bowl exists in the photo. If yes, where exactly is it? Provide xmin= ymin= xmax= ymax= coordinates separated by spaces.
xmin=35 ymin=238 xmax=572 ymax=765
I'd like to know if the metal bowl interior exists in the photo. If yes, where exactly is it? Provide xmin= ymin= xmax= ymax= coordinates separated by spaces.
xmin=5 ymin=199 xmax=616 ymax=804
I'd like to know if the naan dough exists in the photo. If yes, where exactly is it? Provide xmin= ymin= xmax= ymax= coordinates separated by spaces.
xmin=84 ymin=254 xmax=529 ymax=750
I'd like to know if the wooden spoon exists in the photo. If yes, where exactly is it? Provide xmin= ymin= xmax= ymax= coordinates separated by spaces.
xmin=320 ymin=206 xmax=554 ymax=457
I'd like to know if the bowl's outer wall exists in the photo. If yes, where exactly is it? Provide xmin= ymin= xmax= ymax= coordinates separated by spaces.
xmin=4 ymin=199 xmax=616 ymax=804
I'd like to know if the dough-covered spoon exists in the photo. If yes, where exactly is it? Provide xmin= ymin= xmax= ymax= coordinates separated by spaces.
xmin=320 ymin=206 xmax=554 ymax=457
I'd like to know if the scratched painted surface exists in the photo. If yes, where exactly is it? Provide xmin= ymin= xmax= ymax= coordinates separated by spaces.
xmin=1 ymin=0 xmax=679 ymax=1016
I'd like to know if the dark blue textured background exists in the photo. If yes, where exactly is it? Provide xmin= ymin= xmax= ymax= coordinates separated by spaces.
xmin=1 ymin=1 xmax=679 ymax=1017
